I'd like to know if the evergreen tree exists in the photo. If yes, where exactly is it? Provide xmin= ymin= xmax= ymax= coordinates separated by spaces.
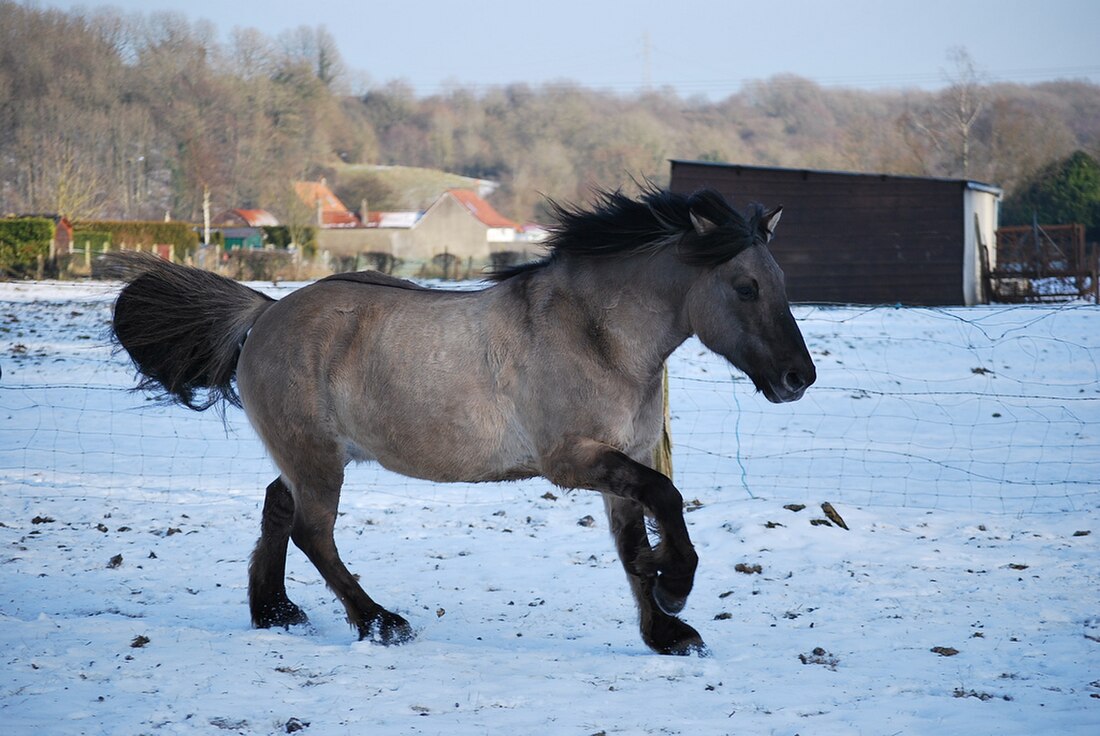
xmin=1001 ymin=151 xmax=1100 ymax=239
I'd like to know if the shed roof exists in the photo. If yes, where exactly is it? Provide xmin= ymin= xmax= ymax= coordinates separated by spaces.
xmin=669 ymin=160 xmax=1003 ymax=196
xmin=215 ymin=208 xmax=280 ymax=227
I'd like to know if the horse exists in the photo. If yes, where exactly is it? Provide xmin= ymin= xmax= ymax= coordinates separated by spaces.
xmin=107 ymin=185 xmax=815 ymax=655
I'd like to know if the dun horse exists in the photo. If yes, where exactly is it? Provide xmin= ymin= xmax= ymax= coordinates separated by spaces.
xmin=109 ymin=186 xmax=815 ymax=655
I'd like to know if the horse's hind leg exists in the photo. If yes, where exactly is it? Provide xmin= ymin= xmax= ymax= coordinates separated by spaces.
xmin=604 ymin=495 xmax=706 ymax=655
xmin=249 ymin=477 xmax=309 ymax=629
xmin=283 ymin=454 xmax=414 ymax=644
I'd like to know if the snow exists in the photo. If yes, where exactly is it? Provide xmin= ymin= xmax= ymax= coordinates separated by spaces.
xmin=2 ymin=279 xmax=1098 ymax=735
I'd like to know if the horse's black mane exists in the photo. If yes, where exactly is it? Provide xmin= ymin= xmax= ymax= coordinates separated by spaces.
xmin=490 ymin=184 xmax=767 ymax=281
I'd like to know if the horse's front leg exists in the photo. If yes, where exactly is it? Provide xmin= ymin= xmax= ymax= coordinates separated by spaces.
xmin=545 ymin=439 xmax=700 ymax=619
xmin=604 ymin=495 xmax=706 ymax=655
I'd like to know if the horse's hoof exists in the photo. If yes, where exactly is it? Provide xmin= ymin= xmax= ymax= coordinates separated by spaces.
xmin=665 ymin=639 xmax=710 ymax=657
xmin=253 ymin=600 xmax=310 ymax=630
xmin=652 ymin=575 xmax=689 ymax=615
xmin=359 ymin=611 xmax=416 ymax=645
xmin=645 ymin=616 xmax=707 ymax=656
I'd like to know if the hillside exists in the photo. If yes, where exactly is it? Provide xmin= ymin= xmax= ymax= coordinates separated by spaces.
xmin=325 ymin=164 xmax=496 ymax=212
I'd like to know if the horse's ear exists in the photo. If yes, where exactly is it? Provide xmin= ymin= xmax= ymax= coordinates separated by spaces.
xmin=761 ymin=205 xmax=783 ymax=242
xmin=690 ymin=211 xmax=719 ymax=236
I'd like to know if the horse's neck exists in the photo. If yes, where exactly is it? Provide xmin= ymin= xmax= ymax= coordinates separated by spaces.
xmin=519 ymin=257 xmax=693 ymax=379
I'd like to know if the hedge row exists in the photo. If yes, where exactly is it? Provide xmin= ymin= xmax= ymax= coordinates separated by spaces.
xmin=69 ymin=222 xmax=316 ymax=255
xmin=73 ymin=220 xmax=199 ymax=252
xmin=0 ymin=217 xmax=55 ymax=273
xmin=261 ymin=226 xmax=317 ymax=254
xmin=69 ymin=230 xmax=112 ymax=250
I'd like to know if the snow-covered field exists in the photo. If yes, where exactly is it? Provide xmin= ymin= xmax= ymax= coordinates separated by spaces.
xmin=2 ymin=279 xmax=1098 ymax=735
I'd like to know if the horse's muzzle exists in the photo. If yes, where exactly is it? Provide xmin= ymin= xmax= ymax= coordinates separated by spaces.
xmin=763 ymin=364 xmax=816 ymax=403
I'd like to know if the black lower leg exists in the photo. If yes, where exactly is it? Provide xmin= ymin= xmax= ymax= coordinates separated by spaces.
xmin=607 ymin=498 xmax=705 ymax=655
xmin=290 ymin=515 xmax=414 ymax=645
xmin=249 ymin=477 xmax=308 ymax=628
xmin=592 ymin=451 xmax=699 ymax=614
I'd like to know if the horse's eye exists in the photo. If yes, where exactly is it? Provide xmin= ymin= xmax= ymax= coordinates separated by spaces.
xmin=735 ymin=283 xmax=758 ymax=301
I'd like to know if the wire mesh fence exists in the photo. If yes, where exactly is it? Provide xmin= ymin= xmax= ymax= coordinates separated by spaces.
xmin=2 ymin=282 xmax=1097 ymax=516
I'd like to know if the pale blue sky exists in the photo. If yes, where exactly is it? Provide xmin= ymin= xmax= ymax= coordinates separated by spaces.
xmin=32 ymin=0 xmax=1100 ymax=97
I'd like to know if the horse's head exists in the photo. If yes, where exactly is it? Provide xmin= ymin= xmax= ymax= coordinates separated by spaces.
xmin=682 ymin=195 xmax=815 ymax=403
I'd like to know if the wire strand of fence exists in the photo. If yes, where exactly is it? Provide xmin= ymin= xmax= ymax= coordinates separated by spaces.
xmin=2 ymin=290 xmax=1098 ymax=515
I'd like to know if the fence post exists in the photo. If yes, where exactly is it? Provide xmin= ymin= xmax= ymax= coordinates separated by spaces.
xmin=652 ymin=364 xmax=673 ymax=479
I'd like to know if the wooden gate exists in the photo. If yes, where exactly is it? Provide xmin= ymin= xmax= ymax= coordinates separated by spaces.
xmin=983 ymin=223 xmax=1097 ymax=302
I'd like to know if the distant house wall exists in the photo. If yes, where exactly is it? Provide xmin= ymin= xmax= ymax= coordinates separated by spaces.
xmin=408 ymin=193 xmax=492 ymax=263
xmin=670 ymin=160 xmax=1002 ymax=306
xmin=317 ymin=228 xmax=412 ymax=257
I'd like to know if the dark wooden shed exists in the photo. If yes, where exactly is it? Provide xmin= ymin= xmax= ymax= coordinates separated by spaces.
xmin=670 ymin=160 xmax=1002 ymax=305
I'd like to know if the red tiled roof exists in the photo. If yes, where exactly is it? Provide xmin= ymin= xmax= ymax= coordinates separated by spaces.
xmin=447 ymin=189 xmax=520 ymax=229
xmin=321 ymin=210 xmax=361 ymax=227
xmin=294 ymin=180 xmax=361 ymax=228
xmin=225 ymin=208 xmax=279 ymax=227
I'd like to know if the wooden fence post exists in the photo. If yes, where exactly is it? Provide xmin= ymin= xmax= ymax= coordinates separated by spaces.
xmin=652 ymin=363 xmax=673 ymax=479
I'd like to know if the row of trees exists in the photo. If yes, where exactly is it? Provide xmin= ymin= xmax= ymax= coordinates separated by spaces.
xmin=2 ymin=1 xmax=1099 ymax=227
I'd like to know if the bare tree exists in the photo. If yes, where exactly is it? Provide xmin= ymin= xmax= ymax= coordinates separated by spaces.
xmin=943 ymin=47 xmax=987 ymax=177
xmin=278 ymin=26 xmax=345 ymax=89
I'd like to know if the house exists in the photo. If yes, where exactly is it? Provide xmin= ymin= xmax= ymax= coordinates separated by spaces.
xmin=403 ymin=188 xmax=522 ymax=264
xmin=211 ymin=209 xmax=279 ymax=252
xmin=669 ymin=160 xmax=1002 ymax=306
xmin=315 ymin=188 xmax=543 ymax=276
xmin=293 ymin=180 xmax=361 ymax=228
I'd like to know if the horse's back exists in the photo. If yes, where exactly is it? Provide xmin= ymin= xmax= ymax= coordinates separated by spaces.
xmin=319 ymin=270 xmax=430 ymax=291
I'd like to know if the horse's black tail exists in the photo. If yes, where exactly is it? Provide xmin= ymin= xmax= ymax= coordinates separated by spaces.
xmin=105 ymin=252 xmax=275 ymax=411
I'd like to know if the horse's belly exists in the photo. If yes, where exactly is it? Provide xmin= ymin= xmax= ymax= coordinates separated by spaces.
xmin=360 ymin=443 xmax=539 ymax=484
xmin=341 ymin=406 xmax=540 ymax=484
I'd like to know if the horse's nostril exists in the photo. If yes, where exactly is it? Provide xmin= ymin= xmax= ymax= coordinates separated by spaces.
xmin=784 ymin=370 xmax=806 ymax=392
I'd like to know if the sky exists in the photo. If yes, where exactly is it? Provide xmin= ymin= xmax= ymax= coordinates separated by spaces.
xmin=31 ymin=0 xmax=1100 ymax=97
